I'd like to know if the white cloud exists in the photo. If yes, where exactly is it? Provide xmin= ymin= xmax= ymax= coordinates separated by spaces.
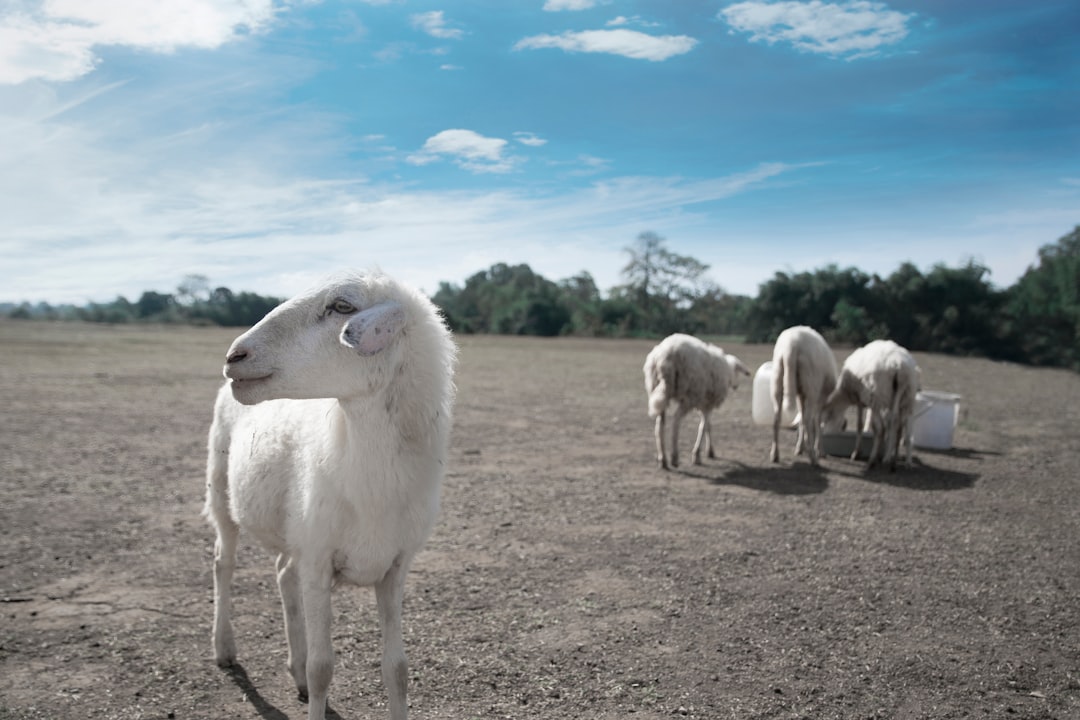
xmin=570 ymin=154 xmax=610 ymax=176
xmin=514 ymin=131 xmax=547 ymax=147
xmin=606 ymin=15 xmax=659 ymax=28
xmin=514 ymin=28 xmax=698 ymax=62
xmin=719 ymin=0 xmax=913 ymax=58
xmin=0 ymin=75 xmax=809 ymax=303
xmin=543 ymin=0 xmax=598 ymax=11
xmin=0 ymin=0 xmax=279 ymax=84
xmin=407 ymin=129 xmax=518 ymax=173
xmin=409 ymin=10 xmax=462 ymax=40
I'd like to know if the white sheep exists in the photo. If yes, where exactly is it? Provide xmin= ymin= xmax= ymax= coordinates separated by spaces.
xmin=769 ymin=325 xmax=839 ymax=466
xmin=822 ymin=339 xmax=919 ymax=471
xmin=203 ymin=270 xmax=456 ymax=720
xmin=643 ymin=333 xmax=750 ymax=470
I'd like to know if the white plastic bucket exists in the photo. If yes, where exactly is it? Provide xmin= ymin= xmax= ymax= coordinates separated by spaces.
xmin=751 ymin=361 xmax=797 ymax=427
xmin=912 ymin=390 xmax=961 ymax=450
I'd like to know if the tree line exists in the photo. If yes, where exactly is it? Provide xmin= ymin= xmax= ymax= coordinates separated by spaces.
xmin=435 ymin=226 xmax=1079 ymax=371
xmin=5 ymin=276 xmax=283 ymax=328
xmin=6 ymin=226 xmax=1079 ymax=370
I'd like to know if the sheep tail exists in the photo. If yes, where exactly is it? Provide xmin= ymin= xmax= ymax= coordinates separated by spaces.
xmin=889 ymin=370 xmax=903 ymax=419
xmin=644 ymin=356 xmax=669 ymax=419
xmin=780 ymin=355 xmax=798 ymax=417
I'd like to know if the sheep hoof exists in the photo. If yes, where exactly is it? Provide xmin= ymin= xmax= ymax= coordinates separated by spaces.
xmin=297 ymin=687 xmax=309 ymax=703
xmin=215 ymin=655 xmax=236 ymax=669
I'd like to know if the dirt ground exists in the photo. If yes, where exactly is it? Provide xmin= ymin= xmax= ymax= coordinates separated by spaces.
xmin=2 ymin=319 xmax=1079 ymax=720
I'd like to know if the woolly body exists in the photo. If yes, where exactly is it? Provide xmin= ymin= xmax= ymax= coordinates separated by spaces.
xmin=824 ymin=339 xmax=918 ymax=470
xmin=643 ymin=333 xmax=750 ymax=469
xmin=204 ymin=270 xmax=456 ymax=720
xmin=769 ymin=325 xmax=839 ymax=466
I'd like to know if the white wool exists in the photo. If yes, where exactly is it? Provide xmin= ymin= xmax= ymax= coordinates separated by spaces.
xmin=643 ymin=333 xmax=750 ymax=469
xmin=769 ymin=325 xmax=839 ymax=466
xmin=823 ymin=339 xmax=919 ymax=470
xmin=203 ymin=270 xmax=456 ymax=720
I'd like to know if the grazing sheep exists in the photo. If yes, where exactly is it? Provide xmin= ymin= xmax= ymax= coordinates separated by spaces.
xmin=643 ymin=333 xmax=751 ymax=470
xmin=769 ymin=325 xmax=839 ymax=466
xmin=823 ymin=339 xmax=919 ymax=471
xmin=203 ymin=271 xmax=456 ymax=720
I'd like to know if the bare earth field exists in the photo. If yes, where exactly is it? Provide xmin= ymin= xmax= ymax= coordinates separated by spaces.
xmin=2 ymin=319 xmax=1079 ymax=720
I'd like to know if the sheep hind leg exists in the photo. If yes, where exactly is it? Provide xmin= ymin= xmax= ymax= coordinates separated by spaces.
xmin=793 ymin=395 xmax=808 ymax=457
xmin=376 ymin=557 xmax=411 ymax=720
xmin=210 ymin=516 xmax=239 ymax=667
xmin=770 ymin=401 xmax=782 ymax=463
xmin=669 ymin=405 xmax=691 ymax=468
xmin=276 ymin=553 xmax=308 ymax=701
xmin=653 ymin=413 xmax=668 ymax=470
xmin=804 ymin=401 xmax=820 ymax=467
xmin=883 ymin=412 xmax=900 ymax=472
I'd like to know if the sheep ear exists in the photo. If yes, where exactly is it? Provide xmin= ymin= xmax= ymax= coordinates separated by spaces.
xmin=341 ymin=302 xmax=406 ymax=356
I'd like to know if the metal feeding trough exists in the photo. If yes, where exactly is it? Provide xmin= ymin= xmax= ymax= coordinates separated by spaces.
xmin=821 ymin=430 xmax=873 ymax=460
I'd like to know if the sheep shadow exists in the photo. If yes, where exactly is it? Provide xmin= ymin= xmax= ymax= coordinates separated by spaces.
xmin=675 ymin=460 xmax=829 ymax=495
xmin=916 ymin=445 xmax=1001 ymax=461
xmin=223 ymin=663 xmax=343 ymax=720
xmin=826 ymin=455 xmax=979 ymax=491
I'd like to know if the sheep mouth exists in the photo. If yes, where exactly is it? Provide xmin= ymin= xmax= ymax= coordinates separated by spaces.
xmin=230 ymin=374 xmax=273 ymax=386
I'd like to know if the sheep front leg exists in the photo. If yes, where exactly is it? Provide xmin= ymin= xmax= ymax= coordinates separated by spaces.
xmin=701 ymin=411 xmax=716 ymax=459
xmin=300 ymin=563 xmax=334 ymax=720
xmin=376 ymin=557 xmax=411 ymax=720
xmin=902 ymin=415 xmax=913 ymax=468
xmin=276 ymin=553 xmax=308 ymax=701
xmin=211 ymin=518 xmax=239 ymax=667
xmin=691 ymin=411 xmax=711 ymax=464
xmin=866 ymin=409 xmax=885 ymax=468
xmin=851 ymin=405 xmax=865 ymax=461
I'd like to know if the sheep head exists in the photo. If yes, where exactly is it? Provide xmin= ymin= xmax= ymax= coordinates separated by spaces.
xmin=725 ymin=353 xmax=751 ymax=389
xmin=223 ymin=273 xmax=409 ymax=406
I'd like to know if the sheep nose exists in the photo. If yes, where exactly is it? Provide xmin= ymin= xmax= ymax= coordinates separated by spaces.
xmin=226 ymin=348 xmax=249 ymax=364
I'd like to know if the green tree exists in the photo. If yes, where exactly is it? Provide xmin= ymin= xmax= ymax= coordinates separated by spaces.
xmin=1007 ymin=226 xmax=1080 ymax=369
xmin=878 ymin=260 xmax=1007 ymax=356
xmin=431 ymin=263 xmax=570 ymax=336
xmin=176 ymin=274 xmax=211 ymax=306
xmin=558 ymin=271 xmax=605 ymax=336
xmin=618 ymin=231 xmax=710 ymax=335
xmin=683 ymin=282 xmax=752 ymax=338
xmin=135 ymin=290 xmax=175 ymax=320
xmin=745 ymin=265 xmax=877 ymax=343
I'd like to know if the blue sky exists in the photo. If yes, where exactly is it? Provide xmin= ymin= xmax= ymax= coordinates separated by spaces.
xmin=1 ymin=0 xmax=1077 ymax=305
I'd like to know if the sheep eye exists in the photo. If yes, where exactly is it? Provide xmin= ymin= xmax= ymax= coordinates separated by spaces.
xmin=328 ymin=299 xmax=358 ymax=315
